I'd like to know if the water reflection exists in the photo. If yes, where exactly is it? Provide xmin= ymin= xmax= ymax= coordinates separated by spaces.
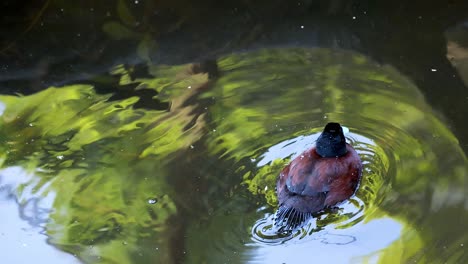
xmin=0 ymin=48 xmax=466 ymax=263
xmin=247 ymin=218 xmax=402 ymax=264
xmin=0 ymin=166 xmax=80 ymax=264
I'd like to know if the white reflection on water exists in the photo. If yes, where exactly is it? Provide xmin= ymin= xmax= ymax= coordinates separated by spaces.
xmin=257 ymin=134 xmax=317 ymax=167
xmin=0 ymin=166 xmax=81 ymax=264
xmin=0 ymin=101 xmax=5 ymax=116
xmin=246 ymin=217 xmax=402 ymax=264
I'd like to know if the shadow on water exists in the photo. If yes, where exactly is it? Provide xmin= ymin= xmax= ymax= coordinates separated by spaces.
xmin=0 ymin=1 xmax=468 ymax=264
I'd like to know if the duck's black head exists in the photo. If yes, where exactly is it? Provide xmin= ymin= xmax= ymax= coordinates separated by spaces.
xmin=316 ymin=122 xmax=347 ymax=158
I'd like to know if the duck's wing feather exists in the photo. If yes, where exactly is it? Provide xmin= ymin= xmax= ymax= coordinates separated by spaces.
xmin=284 ymin=152 xmax=331 ymax=196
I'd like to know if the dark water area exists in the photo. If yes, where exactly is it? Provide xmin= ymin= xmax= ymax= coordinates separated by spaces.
xmin=1 ymin=1 xmax=468 ymax=263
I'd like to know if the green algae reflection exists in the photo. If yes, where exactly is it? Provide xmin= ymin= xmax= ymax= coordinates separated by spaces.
xmin=0 ymin=64 xmax=212 ymax=263
xmin=0 ymin=48 xmax=467 ymax=263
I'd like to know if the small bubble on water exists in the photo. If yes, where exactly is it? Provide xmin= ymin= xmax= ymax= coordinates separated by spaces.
xmin=352 ymin=16 xmax=356 ymax=19
xmin=190 ymin=145 xmax=195 ymax=149
xmin=323 ymin=115 xmax=328 ymax=119
xmin=431 ymin=68 xmax=437 ymax=72
xmin=28 ymin=123 xmax=34 ymax=127
xmin=135 ymin=0 xmax=139 ymax=4
xmin=461 ymin=243 xmax=464 ymax=247
xmin=212 ymin=129 xmax=216 ymax=132
xmin=300 ymin=25 xmax=304 ymax=29
xmin=187 ymin=85 xmax=192 ymax=89
xmin=56 ymin=155 xmax=64 ymax=160
xmin=148 ymin=198 xmax=158 ymax=204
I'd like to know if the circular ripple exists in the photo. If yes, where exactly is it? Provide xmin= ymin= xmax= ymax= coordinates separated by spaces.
xmin=249 ymin=130 xmax=389 ymax=244
xmin=251 ymin=214 xmax=305 ymax=245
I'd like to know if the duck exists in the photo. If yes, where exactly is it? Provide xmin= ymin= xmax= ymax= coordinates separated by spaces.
xmin=275 ymin=122 xmax=362 ymax=230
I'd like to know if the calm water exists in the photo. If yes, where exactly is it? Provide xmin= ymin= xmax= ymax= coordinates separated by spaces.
xmin=0 ymin=47 xmax=467 ymax=263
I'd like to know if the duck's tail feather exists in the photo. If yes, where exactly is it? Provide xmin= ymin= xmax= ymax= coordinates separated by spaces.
xmin=274 ymin=206 xmax=312 ymax=232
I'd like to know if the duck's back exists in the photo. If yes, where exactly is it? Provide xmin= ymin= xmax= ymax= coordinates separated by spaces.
xmin=276 ymin=144 xmax=362 ymax=214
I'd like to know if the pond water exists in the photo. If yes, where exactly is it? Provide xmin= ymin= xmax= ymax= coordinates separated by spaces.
xmin=1 ymin=47 xmax=467 ymax=263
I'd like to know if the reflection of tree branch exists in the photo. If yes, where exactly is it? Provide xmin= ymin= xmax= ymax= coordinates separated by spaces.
xmin=138 ymin=60 xmax=219 ymax=264
xmin=19 ymin=197 xmax=51 ymax=227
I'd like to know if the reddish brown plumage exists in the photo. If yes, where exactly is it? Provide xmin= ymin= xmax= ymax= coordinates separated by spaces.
xmin=275 ymin=123 xmax=362 ymax=230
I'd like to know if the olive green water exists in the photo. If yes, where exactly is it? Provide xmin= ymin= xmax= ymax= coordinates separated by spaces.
xmin=0 ymin=48 xmax=467 ymax=263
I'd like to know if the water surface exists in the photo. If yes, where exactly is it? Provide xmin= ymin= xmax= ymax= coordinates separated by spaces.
xmin=0 ymin=48 xmax=467 ymax=263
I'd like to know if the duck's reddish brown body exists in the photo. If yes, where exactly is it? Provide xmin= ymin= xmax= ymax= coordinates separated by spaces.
xmin=275 ymin=123 xmax=362 ymax=230
xmin=277 ymin=145 xmax=361 ymax=213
